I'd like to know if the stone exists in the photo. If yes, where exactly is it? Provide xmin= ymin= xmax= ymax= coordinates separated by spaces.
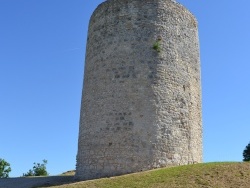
xmin=75 ymin=0 xmax=202 ymax=180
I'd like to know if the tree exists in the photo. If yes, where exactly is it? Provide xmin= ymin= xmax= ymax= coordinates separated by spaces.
xmin=0 ymin=158 xmax=11 ymax=178
xmin=243 ymin=142 xmax=250 ymax=162
xmin=23 ymin=160 xmax=49 ymax=176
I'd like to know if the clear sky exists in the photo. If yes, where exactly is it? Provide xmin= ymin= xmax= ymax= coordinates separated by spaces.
xmin=0 ymin=0 xmax=250 ymax=177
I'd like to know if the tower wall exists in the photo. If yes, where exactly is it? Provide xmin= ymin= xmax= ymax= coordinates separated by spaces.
xmin=76 ymin=0 xmax=202 ymax=180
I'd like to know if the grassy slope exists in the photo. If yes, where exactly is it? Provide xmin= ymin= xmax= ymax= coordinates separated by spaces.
xmin=45 ymin=163 xmax=250 ymax=188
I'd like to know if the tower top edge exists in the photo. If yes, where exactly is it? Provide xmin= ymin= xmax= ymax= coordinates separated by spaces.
xmin=90 ymin=0 xmax=197 ymax=24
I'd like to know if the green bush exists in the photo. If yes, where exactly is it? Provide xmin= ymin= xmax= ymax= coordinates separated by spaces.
xmin=0 ymin=158 xmax=11 ymax=178
xmin=23 ymin=159 xmax=49 ymax=176
xmin=243 ymin=142 xmax=250 ymax=162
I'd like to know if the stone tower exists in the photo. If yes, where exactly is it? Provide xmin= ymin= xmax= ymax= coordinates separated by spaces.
xmin=76 ymin=0 xmax=202 ymax=180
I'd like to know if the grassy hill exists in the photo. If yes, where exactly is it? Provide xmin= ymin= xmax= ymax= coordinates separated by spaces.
xmin=41 ymin=162 xmax=250 ymax=188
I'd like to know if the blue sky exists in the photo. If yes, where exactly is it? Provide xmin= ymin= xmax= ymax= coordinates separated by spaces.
xmin=0 ymin=0 xmax=250 ymax=177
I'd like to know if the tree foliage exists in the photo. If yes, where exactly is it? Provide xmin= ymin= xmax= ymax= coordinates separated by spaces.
xmin=0 ymin=158 xmax=11 ymax=178
xmin=243 ymin=142 xmax=250 ymax=162
xmin=23 ymin=159 xmax=49 ymax=176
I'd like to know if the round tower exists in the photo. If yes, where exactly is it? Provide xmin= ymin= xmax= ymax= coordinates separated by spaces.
xmin=76 ymin=0 xmax=202 ymax=180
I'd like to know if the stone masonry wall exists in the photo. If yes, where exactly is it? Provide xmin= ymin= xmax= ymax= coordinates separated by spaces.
xmin=76 ymin=0 xmax=202 ymax=180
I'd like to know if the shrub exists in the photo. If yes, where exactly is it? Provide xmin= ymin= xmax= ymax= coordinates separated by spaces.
xmin=243 ymin=142 xmax=250 ymax=162
xmin=0 ymin=158 xmax=11 ymax=178
xmin=23 ymin=159 xmax=49 ymax=176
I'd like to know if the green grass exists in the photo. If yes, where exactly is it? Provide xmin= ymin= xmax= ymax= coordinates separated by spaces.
xmin=41 ymin=162 xmax=250 ymax=188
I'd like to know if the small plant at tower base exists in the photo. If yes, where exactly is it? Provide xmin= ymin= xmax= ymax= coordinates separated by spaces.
xmin=23 ymin=159 xmax=49 ymax=176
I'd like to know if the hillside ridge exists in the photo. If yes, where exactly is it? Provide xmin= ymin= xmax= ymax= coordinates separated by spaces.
xmin=42 ymin=162 xmax=250 ymax=188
